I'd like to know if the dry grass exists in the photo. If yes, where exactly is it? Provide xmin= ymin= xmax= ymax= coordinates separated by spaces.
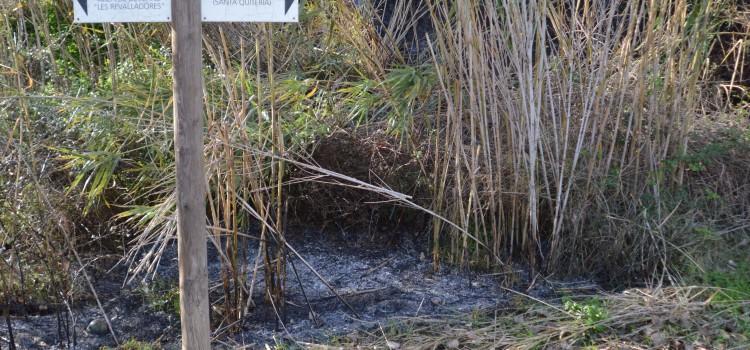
xmin=423 ymin=0 xmax=727 ymax=278
xmin=329 ymin=287 xmax=749 ymax=349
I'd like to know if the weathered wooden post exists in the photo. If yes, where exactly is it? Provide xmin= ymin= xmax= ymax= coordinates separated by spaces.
xmin=172 ymin=1 xmax=211 ymax=348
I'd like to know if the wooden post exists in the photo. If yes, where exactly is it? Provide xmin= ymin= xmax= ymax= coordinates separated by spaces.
xmin=172 ymin=1 xmax=210 ymax=348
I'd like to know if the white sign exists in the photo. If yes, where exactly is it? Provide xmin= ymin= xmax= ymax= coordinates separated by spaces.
xmin=73 ymin=0 xmax=171 ymax=23
xmin=202 ymin=0 xmax=299 ymax=22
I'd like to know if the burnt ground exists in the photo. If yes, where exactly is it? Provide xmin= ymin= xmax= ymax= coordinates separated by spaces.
xmin=1 ymin=228 xmax=581 ymax=349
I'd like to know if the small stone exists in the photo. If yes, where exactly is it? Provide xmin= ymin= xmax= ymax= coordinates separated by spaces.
xmin=431 ymin=297 xmax=443 ymax=306
xmin=419 ymin=252 xmax=426 ymax=261
xmin=386 ymin=340 xmax=401 ymax=350
xmin=446 ymin=339 xmax=460 ymax=348
xmin=86 ymin=318 xmax=109 ymax=335
xmin=471 ymin=281 xmax=481 ymax=288
xmin=728 ymin=260 xmax=737 ymax=269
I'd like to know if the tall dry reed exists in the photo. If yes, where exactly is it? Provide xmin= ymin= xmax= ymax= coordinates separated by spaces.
xmin=425 ymin=0 xmax=717 ymax=278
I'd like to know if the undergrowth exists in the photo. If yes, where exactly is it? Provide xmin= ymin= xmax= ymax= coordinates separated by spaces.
xmin=0 ymin=0 xmax=749 ymax=347
xmin=345 ymin=287 xmax=749 ymax=349
xmin=136 ymin=279 xmax=181 ymax=317
xmin=101 ymin=338 xmax=162 ymax=350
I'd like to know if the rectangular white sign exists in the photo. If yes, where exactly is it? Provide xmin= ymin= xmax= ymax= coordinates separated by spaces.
xmin=73 ymin=0 xmax=171 ymax=23
xmin=202 ymin=0 xmax=299 ymax=22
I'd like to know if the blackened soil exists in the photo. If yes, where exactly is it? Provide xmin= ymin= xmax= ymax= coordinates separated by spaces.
xmin=234 ymin=229 xmax=543 ymax=346
xmin=1 ymin=228 xmax=564 ymax=349
xmin=0 ymin=261 xmax=178 ymax=349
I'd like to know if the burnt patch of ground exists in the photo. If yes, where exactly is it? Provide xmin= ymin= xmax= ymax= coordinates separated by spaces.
xmin=1 ymin=261 xmax=179 ymax=349
xmin=2 ymin=226 xmax=575 ymax=348
xmin=235 ymin=228 xmax=538 ymax=346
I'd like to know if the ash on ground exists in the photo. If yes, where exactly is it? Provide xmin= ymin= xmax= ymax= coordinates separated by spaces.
xmin=2 ymin=228 xmax=568 ymax=349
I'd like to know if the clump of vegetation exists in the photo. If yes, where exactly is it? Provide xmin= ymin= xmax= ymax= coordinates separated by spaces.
xmin=1 ymin=0 xmax=749 ymax=347
xmin=347 ymin=287 xmax=749 ymax=349
xmin=137 ymin=279 xmax=180 ymax=316
xmin=704 ymin=262 xmax=750 ymax=303
xmin=102 ymin=338 xmax=161 ymax=350
xmin=563 ymin=297 xmax=609 ymax=337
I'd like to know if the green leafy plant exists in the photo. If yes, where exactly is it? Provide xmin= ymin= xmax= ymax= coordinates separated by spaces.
xmin=138 ymin=279 xmax=180 ymax=316
xmin=704 ymin=263 xmax=750 ymax=303
xmin=702 ymin=263 xmax=750 ymax=338
xmin=382 ymin=65 xmax=435 ymax=140
xmin=56 ymin=148 xmax=122 ymax=213
xmin=563 ymin=297 xmax=609 ymax=335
